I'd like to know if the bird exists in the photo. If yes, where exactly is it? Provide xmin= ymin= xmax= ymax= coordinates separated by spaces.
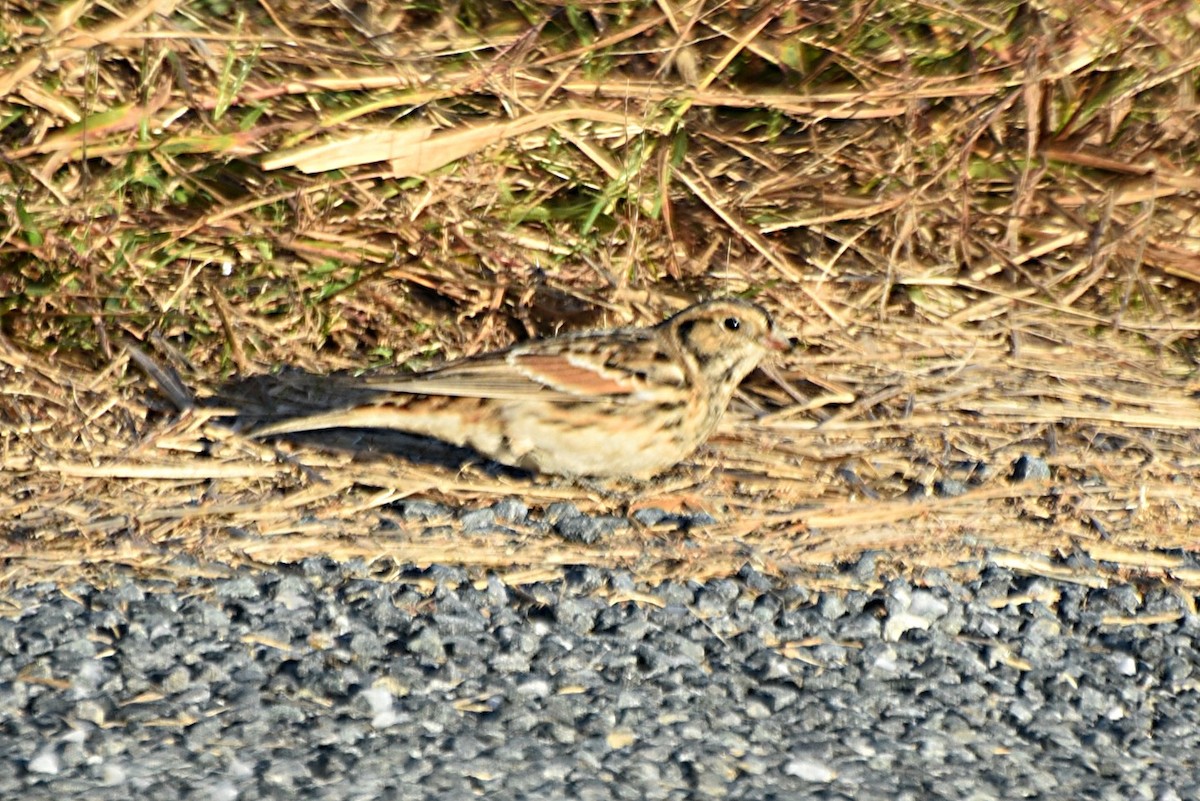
xmin=252 ymin=298 xmax=787 ymax=478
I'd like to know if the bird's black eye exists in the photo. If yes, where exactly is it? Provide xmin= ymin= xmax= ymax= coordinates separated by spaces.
xmin=723 ymin=317 xmax=741 ymax=331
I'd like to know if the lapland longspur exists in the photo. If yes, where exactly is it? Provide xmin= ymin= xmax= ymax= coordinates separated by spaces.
xmin=253 ymin=299 xmax=786 ymax=478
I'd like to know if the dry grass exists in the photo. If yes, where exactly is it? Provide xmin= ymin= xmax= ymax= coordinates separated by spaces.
xmin=2 ymin=0 xmax=1200 ymax=590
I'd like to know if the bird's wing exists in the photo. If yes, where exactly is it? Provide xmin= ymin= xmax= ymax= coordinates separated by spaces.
xmin=360 ymin=331 xmax=685 ymax=403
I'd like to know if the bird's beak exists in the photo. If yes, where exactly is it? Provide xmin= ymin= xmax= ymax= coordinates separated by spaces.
xmin=765 ymin=331 xmax=795 ymax=352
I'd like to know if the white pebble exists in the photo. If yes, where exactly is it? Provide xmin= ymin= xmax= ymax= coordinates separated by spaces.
xmin=783 ymin=757 xmax=836 ymax=782
xmin=28 ymin=746 xmax=59 ymax=775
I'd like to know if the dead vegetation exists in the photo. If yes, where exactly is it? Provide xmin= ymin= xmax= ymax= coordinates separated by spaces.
xmin=2 ymin=0 xmax=1200 ymax=589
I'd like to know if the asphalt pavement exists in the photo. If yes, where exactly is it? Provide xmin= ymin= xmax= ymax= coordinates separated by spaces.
xmin=3 ymin=542 xmax=1198 ymax=799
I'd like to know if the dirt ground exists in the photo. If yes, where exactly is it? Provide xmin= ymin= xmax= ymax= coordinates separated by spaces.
xmin=2 ymin=1 xmax=1199 ymax=590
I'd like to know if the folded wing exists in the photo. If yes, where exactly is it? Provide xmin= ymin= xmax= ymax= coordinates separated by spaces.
xmin=361 ymin=331 xmax=684 ymax=403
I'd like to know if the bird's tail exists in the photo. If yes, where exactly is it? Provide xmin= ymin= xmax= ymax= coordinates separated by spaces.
xmin=252 ymin=406 xmax=409 ymax=438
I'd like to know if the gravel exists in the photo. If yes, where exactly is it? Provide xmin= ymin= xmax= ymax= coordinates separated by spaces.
xmin=3 ymin=542 xmax=1199 ymax=799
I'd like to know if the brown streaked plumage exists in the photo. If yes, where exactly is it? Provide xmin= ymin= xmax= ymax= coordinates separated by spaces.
xmin=253 ymin=299 xmax=786 ymax=478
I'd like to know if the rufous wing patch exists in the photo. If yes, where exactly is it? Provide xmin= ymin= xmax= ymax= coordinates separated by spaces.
xmin=513 ymin=352 xmax=637 ymax=397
